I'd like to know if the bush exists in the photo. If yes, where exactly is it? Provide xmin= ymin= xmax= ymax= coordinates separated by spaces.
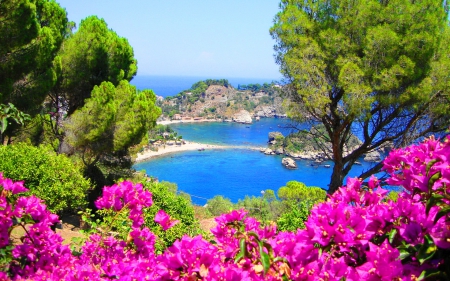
xmin=0 ymin=143 xmax=91 ymax=214
xmin=276 ymin=201 xmax=310 ymax=231
xmin=206 ymin=195 xmax=233 ymax=216
xmin=277 ymin=181 xmax=326 ymax=204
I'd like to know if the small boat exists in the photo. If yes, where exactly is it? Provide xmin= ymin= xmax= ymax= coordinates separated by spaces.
xmin=324 ymin=164 xmax=331 ymax=168
xmin=355 ymin=161 xmax=362 ymax=165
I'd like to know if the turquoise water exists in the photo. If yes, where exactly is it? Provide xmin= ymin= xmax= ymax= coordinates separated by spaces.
xmin=169 ymin=118 xmax=304 ymax=147
xmin=134 ymin=119 xmax=379 ymax=205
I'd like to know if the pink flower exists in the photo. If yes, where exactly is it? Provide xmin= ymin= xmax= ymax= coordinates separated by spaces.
xmin=0 ymin=173 xmax=28 ymax=194
xmin=154 ymin=209 xmax=179 ymax=230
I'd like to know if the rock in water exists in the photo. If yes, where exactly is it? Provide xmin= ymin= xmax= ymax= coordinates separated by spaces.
xmin=282 ymin=157 xmax=297 ymax=169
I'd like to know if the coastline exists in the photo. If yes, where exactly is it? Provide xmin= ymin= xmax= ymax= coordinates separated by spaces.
xmin=135 ymin=140 xmax=263 ymax=163
xmin=135 ymin=118 xmax=267 ymax=163
xmin=135 ymin=141 xmax=229 ymax=162
xmin=157 ymin=118 xmax=222 ymax=126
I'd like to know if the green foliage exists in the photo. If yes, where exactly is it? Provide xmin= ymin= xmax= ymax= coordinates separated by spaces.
xmin=206 ymin=195 xmax=234 ymax=217
xmin=0 ymin=143 xmax=91 ymax=214
xmin=236 ymin=195 xmax=270 ymax=222
xmin=172 ymin=79 xmax=230 ymax=104
xmin=56 ymin=16 xmax=137 ymax=114
xmin=0 ymin=0 xmax=68 ymax=114
xmin=65 ymin=80 xmax=161 ymax=166
xmin=237 ymin=82 xmax=276 ymax=94
xmin=0 ymin=103 xmax=30 ymax=134
xmin=386 ymin=190 xmax=400 ymax=202
xmin=235 ymin=191 xmax=284 ymax=223
xmin=160 ymin=104 xmax=179 ymax=117
xmin=271 ymin=0 xmax=450 ymax=193
xmin=274 ymin=181 xmax=325 ymax=231
xmin=277 ymin=181 xmax=326 ymax=204
xmin=15 ymin=114 xmax=60 ymax=151
xmin=0 ymin=103 xmax=31 ymax=144
xmin=148 ymin=124 xmax=174 ymax=140
xmin=276 ymin=201 xmax=310 ymax=232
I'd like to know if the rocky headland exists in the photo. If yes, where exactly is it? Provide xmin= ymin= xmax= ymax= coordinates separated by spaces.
xmin=157 ymin=80 xmax=286 ymax=124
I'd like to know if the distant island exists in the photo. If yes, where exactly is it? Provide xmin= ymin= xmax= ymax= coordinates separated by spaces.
xmin=156 ymin=79 xmax=286 ymax=124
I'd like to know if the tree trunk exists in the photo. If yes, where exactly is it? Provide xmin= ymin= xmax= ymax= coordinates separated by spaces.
xmin=328 ymin=159 xmax=344 ymax=194
xmin=328 ymin=130 xmax=345 ymax=194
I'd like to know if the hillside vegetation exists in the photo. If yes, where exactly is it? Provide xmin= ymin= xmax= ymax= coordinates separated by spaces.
xmin=159 ymin=80 xmax=286 ymax=120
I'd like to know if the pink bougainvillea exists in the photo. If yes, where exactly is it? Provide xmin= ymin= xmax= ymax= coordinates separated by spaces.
xmin=0 ymin=134 xmax=449 ymax=280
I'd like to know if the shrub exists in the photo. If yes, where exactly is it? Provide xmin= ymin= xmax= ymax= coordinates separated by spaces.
xmin=206 ymin=195 xmax=233 ymax=216
xmin=277 ymin=181 xmax=326 ymax=204
xmin=0 ymin=143 xmax=91 ymax=214
xmin=276 ymin=201 xmax=310 ymax=231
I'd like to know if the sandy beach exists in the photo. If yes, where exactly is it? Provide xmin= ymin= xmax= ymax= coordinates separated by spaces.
xmin=157 ymin=118 xmax=223 ymax=126
xmin=135 ymin=141 xmax=229 ymax=162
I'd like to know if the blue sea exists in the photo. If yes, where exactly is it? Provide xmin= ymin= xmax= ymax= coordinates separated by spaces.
xmin=134 ymin=118 xmax=381 ymax=205
xmin=131 ymin=75 xmax=280 ymax=98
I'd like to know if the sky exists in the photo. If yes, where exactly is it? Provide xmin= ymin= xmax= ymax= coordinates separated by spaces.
xmin=56 ymin=1 xmax=282 ymax=80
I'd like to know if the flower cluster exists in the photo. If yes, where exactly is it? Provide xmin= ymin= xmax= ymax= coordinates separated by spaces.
xmin=0 ymin=135 xmax=449 ymax=280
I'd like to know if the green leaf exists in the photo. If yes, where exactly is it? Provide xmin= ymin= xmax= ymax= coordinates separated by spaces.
xmin=426 ymin=159 xmax=439 ymax=176
xmin=434 ymin=206 xmax=450 ymax=224
xmin=426 ymin=194 xmax=444 ymax=215
xmin=1 ymin=118 xmax=7 ymax=133
xmin=398 ymin=248 xmax=412 ymax=260
xmin=428 ymin=172 xmax=442 ymax=190
xmin=234 ymin=251 xmax=244 ymax=264
xmin=234 ymin=238 xmax=247 ymax=263
xmin=263 ymin=240 xmax=274 ymax=258
xmin=418 ymin=268 xmax=447 ymax=280
xmin=417 ymin=235 xmax=437 ymax=265
xmin=240 ymin=238 xmax=248 ymax=257
xmin=258 ymin=240 xmax=271 ymax=275
xmin=388 ymin=228 xmax=398 ymax=244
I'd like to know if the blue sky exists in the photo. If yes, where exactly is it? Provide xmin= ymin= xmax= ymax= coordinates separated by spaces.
xmin=56 ymin=1 xmax=282 ymax=80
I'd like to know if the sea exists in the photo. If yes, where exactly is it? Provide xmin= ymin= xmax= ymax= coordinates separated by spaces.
xmin=133 ymin=118 xmax=381 ymax=205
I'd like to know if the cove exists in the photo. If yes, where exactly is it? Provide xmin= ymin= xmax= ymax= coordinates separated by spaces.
xmin=134 ymin=119 xmax=379 ymax=205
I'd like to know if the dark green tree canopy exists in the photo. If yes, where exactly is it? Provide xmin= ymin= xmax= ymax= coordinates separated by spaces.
xmin=64 ymin=80 xmax=161 ymax=166
xmin=57 ymin=16 xmax=137 ymax=115
xmin=0 ymin=0 xmax=68 ymax=113
xmin=271 ymin=0 xmax=450 ymax=193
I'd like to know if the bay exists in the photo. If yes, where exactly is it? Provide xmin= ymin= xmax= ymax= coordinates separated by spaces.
xmin=134 ymin=118 xmax=379 ymax=205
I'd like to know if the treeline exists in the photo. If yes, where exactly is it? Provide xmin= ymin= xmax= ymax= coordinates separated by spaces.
xmin=237 ymin=82 xmax=275 ymax=92
xmin=165 ymin=79 xmax=230 ymax=104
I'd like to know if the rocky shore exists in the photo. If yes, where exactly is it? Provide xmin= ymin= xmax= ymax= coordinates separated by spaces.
xmin=261 ymin=129 xmax=388 ymax=169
